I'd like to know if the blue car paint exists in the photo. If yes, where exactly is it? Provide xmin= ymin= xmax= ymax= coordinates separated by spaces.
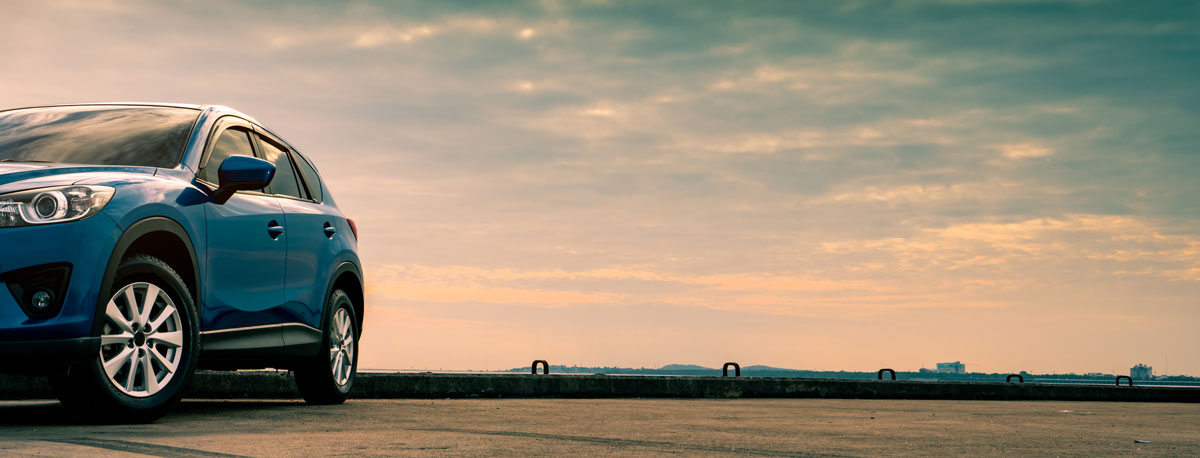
xmin=0 ymin=104 xmax=359 ymax=353
xmin=204 ymin=191 xmax=290 ymax=329
xmin=279 ymin=199 xmax=333 ymax=327
xmin=0 ymin=207 xmax=122 ymax=339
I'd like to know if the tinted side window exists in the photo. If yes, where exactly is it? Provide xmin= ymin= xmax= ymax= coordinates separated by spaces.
xmin=258 ymin=135 xmax=303 ymax=199
xmin=199 ymin=128 xmax=255 ymax=185
xmin=293 ymin=152 xmax=323 ymax=203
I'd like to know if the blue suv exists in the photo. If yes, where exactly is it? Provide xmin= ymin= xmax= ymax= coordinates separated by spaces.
xmin=0 ymin=103 xmax=363 ymax=422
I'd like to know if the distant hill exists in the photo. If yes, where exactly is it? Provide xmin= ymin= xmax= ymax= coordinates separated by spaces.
xmin=742 ymin=365 xmax=792 ymax=371
xmin=503 ymin=364 xmax=1200 ymax=382
xmin=658 ymin=364 xmax=712 ymax=371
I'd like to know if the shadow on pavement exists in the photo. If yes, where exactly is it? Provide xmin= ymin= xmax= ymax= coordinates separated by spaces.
xmin=0 ymin=399 xmax=311 ymax=427
xmin=0 ymin=401 xmax=73 ymax=426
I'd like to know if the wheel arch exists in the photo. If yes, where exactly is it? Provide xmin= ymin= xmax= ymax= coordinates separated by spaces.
xmin=92 ymin=217 xmax=201 ymax=337
xmin=325 ymin=262 xmax=364 ymax=337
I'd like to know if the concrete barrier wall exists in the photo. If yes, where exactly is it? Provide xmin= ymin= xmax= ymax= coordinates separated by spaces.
xmin=2 ymin=372 xmax=1197 ymax=402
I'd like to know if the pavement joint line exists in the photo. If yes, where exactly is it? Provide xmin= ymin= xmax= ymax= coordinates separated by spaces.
xmin=42 ymin=438 xmax=250 ymax=458
xmin=408 ymin=426 xmax=844 ymax=457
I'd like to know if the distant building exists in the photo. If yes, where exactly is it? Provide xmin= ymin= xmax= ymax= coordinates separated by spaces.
xmin=936 ymin=361 xmax=966 ymax=374
xmin=1131 ymin=364 xmax=1153 ymax=380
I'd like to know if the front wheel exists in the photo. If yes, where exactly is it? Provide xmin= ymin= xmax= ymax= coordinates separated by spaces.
xmin=51 ymin=255 xmax=199 ymax=423
xmin=294 ymin=289 xmax=358 ymax=405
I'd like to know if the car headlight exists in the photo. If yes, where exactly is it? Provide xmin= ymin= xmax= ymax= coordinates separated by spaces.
xmin=0 ymin=185 xmax=114 ymax=228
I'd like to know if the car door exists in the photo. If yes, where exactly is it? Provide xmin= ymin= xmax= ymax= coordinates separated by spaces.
xmin=198 ymin=118 xmax=290 ymax=333
xmin=254 ymin=130 xmax=341 ymax=334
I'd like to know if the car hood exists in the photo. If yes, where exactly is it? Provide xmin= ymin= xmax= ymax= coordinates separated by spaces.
xmin=0 ymin=163 xmax=158 ymax=193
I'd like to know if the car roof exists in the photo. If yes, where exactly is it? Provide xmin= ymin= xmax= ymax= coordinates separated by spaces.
xmin=0 ymin=102 xmax=263 ymax=126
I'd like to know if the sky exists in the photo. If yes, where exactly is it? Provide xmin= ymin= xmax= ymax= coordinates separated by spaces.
xmin=1 ymin=0 xmax=1197 ymax=375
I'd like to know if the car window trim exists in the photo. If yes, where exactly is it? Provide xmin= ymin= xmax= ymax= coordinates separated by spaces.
xmin=289 ymin=150 xmax=323 ymax=204
xmin=253 ymin=128 xmax=316 ymax=203
xmin=251 ymin=132 xmax=293 ymax=199
xmin=195 ymin=117 xmax=262 ymax=191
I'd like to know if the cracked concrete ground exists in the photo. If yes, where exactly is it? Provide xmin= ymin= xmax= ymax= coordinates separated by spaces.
xmin=0 ymin=399 xmax=1196 ymax=457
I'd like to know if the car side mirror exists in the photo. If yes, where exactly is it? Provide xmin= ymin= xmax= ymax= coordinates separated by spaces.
xmin=212 ymin=155 xmax=275 ymax=204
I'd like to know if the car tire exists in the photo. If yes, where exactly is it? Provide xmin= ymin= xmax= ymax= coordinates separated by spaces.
xmin=50 ymin=255 xmax=199 ymax=424
xmin=293 ymin=289 xmax=358 ymax=405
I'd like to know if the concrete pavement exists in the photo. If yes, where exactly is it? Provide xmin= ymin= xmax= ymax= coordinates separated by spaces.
xmin=0 ymin=398 xmax=1197 ymax=456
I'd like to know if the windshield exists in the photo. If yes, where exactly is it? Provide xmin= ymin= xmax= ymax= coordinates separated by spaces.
xmin=0 ymin=106 xmax=199 ymax=168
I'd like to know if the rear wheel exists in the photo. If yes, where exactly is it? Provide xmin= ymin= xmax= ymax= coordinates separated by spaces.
xmin=294 ymin=289 xmax=358 ymax=405
xmin=51 ymin=255 xmax=198 ymax=423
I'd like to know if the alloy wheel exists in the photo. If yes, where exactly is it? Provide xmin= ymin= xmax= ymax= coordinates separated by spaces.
xmin=329 ymin=307 xmax=355 ymax=386
xmin=99 ymin=282 xmax=184 ymax=397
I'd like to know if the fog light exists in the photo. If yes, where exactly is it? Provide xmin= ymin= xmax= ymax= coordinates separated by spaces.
xmin=2 ymin=263 xmax=71 ymax=319
xmin=30 ymin=290 xmax=53 ymax=310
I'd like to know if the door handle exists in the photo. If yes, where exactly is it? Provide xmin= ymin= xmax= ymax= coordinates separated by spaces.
xmin=323 ymin=222 xmax=337 ymax=238
xmin=267 ymin=220 xmax=285 ymax=239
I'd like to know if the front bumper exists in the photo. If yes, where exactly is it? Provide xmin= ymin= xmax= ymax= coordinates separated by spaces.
xmin=0 ymin=336 xmax=98 ymax=363
xmin=0 ymin=336 xmax=98 ymax=374
xmin=0 ymin=214 xmax=121 ymax=365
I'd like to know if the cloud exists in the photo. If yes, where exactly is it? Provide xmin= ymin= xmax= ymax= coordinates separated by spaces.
xmin=367 ymin=261 xmax=957 ymax=319
xmin=366 ymin=209 xmax=1200 ymax=318
xmin=996 ymin=143 xmax=1054 ymax=159
xmin=351 ymin=25 xmax=440 ymax=47
xmin=820 ymin=214 xmax=1200 ymax=283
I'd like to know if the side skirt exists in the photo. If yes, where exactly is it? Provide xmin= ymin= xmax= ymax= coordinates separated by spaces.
xmin=198 ymin=323 xmax=322 ymax=370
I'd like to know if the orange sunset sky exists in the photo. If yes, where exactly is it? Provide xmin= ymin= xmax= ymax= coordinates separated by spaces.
xmin=2 ymin=1 xmax=1197 ymax=375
